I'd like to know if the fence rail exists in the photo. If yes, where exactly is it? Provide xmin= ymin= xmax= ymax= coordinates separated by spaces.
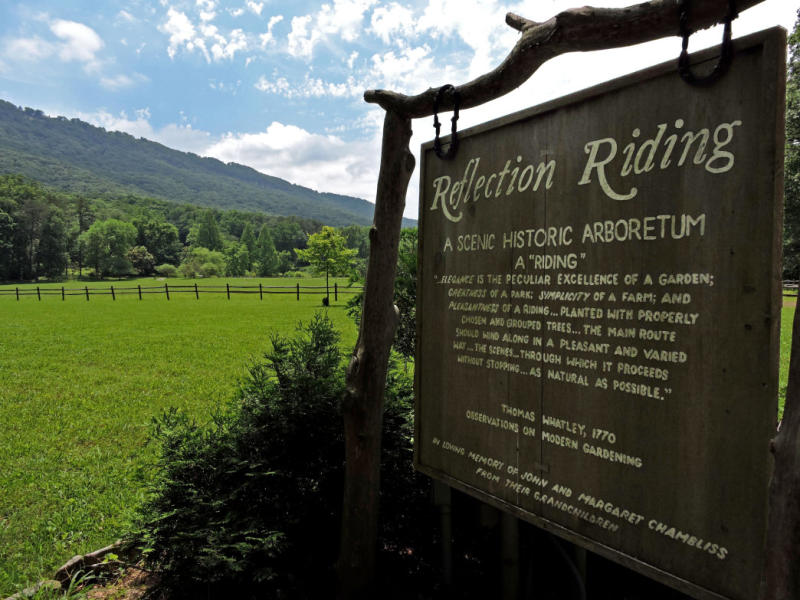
xmin=0 ymin=282 xmax=362 ymax=302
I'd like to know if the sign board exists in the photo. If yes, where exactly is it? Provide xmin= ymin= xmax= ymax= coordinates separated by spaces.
xmin=415 ymin=28 xmax=785 ymax=600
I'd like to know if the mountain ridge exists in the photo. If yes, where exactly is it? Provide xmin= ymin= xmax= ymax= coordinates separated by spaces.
xmin=0 ymin=99 xmax=415 ymax=227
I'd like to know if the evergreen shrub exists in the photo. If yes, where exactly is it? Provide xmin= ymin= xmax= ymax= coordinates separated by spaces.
xmin=133 ymin=313 xmax=433 ymax=599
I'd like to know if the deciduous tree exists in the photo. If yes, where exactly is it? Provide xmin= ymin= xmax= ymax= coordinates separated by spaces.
xmin=296 ymin=226 xmax=357 ymax=302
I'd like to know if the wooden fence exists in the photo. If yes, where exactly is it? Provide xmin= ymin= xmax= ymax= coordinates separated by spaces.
xmin=0 ymin=282 xmax=362 ymax=302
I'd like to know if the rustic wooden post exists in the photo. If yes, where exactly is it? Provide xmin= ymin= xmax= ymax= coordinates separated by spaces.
xmin=15 ymin=287 xmax=19 ymax=301
xmin=110 ymin=285 xmax=115 ymax=301
xmin=259 ymin=282 xmax=263 ymax=300
xmin=195 ymin=283 xmax=199 ymax=300
xmin=164 ymin=283 xmax=169 ymax=300
xmin=138 ymin=284 xmax=142 ymax=301
xmin=61 ymin=286 xmax=65 ymax=301
xmin=85 ymin=286 xmax=89 ymax=301
xmin=762 ymin=305 xmax=800 ymax=600
xmin=226 ymin=283 xmax=230 ymax=300
xmin=337 ymin=2 xmax=785 ymax=598
xmin=296 ymin=282 xmax=300 ymax=301
xmin=335 ymin=282 xmax=338 ymax=302
xmin=36 ymin=286 xmax=40 ymax=301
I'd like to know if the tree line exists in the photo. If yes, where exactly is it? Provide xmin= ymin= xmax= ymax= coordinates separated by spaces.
xmin=0 ymin=173 xmax=372 ymax=282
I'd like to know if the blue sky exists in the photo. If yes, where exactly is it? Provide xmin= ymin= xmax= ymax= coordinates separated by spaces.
xmin=0 ymin=0 xmax=795 ymax=218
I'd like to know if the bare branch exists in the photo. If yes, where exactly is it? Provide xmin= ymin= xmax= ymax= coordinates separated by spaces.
xmin=505 ymin=12 xmax=538 ymax=32
xmin=364 ymin=0 xmax=767 ymax=118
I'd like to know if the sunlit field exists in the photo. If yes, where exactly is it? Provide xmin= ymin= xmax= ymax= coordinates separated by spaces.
xmin=0 ymin=276 xmax=359 ymax=595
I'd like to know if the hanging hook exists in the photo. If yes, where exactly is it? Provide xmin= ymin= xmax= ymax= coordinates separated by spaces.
xmin=433 ymin=84 xmax=460 ymax=160
xmin=678 ymin=0 xmax=738 ymax=86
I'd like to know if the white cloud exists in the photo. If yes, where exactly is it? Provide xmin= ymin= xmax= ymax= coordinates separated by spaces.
xmin=229 ymin=8 xmax=245 ymax=17
xmin=259 ymin=15 xmax=283 ymax=47
xmin=4 ymin=37 xmax=55 ymax=61
xmin=199 ymin=10 xmax=216 ymax=22
xmin=255 ymin=72 xmax=360 ymax=99
xmin=211 ymin=28 xmax=247 ymax=61
xmin=369 ymin=3 xmax=415 ymax=45
xmin=75 ymin=108 xmax=212 ymax=154
xmin=254 ymin=75 xmax=291 ymax=94
xmin=50 ymin=19 xmax=104 ymax=67
xmin=205 ymin=122 xmax=380 ymax=200
xmin=287 ymin=0 xmax=377 ymax=59
xmin=160 ymin=7 xmax=251 ymax=62
xmin=117 ymin=10 xmax=137 ymax=23
xmin=161 ymin=8 xmax=196 ymax=59
xmin=99 ymin=72 xmax=148 ymax=90
xmin=246 ymin=1 xmax=264 ymax=16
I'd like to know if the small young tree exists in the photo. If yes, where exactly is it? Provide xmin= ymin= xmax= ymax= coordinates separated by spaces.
xmin=295 ymin=226 xmax=357 ymax=303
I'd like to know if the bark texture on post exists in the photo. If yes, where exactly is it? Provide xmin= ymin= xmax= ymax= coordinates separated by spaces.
xmin=761 ymin=302 xmax=800 ymax=600
xmin=338 ymin=1 xmax=793 ymax=598
xmin=338 ymin=110 xmax=414 ymax=598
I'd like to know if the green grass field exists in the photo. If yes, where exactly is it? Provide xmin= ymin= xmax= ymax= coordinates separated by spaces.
xmin=0 ymin=277 xmax=359 ymax=596
xmin=0 ymin=281 xmax=795 ymax=595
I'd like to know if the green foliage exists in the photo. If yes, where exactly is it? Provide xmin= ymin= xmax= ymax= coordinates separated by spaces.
xmin=786 ymin=10 xmax=800 ymax=278
xmin=296 ymin=226 xmax=357 ymax=300
xmin=178 ymin=247 xmax=226 ymax=278
xmin=339 ymin=224 xmax=370 ymax=258
xmin=78 ymin=219 xmax=137 ymax=278
xmin=195 ymin=210 xmax=224 ymax=251
xmin=133 ymin=313 xmax=431 ymax=598
xmin=239 ymin=222 xmax=256 ymax=254
xmin=347 ymin=227 xmax=417 ymax=358
xmin=0 ymin=277 xmax=357 ymax=595
xmin=0 ymin=100 xmax=391 ymax=226
xmin=253 ymin=224 xmax=279 ymax=276
xmin=127 ymin=245 xmax=156 ymax=276
xmin=37 ymin=207 xmax=68 ymax=279
xmin=133 ymin=217 xmax=181 ymax=266
xmin=224 ymin=242 xmax=250 ymax=277
xmin=154 ymin=263 xmax=178 ymax=278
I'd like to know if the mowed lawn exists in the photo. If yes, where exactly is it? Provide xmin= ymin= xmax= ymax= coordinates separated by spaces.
xmin=0 ymin=281 xmax=794 ymax=595
xmin=0 ymin=277 xmax=359 ymax=595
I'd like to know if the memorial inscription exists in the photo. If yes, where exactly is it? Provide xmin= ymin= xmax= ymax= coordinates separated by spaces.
xmin=415 ymin=29 xmax=784 ymax=600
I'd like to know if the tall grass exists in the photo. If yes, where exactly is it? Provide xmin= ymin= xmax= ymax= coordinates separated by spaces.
xmin=0 ymin=277 xmax=357 ymax=595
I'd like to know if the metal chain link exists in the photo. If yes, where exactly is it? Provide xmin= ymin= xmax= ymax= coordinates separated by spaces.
xmin=433 ymin=84 xmax=460 ymax=160
xmin=678 ymin=0 xmax=738 ymax=86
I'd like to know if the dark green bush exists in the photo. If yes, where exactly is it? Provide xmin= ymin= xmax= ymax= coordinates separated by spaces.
xmin=133 ymin=312 xmax=433 ymax=599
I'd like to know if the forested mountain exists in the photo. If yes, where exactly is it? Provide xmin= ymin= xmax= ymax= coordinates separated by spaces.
xmin=0 ymin=100 xmax=411 ymax=227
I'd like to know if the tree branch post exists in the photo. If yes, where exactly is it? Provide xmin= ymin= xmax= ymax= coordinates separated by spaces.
xmin=338 ymin=1 xmax=795 ymax=598
xmin=338 ymin=110 xmax=413 ymax=597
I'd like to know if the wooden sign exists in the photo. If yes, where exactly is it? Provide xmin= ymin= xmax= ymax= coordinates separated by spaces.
xmin=415 ymin=28 xmax=785 ymax=600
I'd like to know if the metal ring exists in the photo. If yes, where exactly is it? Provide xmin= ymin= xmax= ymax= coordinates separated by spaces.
xmin=678 ymin=0 xmax=737 ymax=87
xmin=433 ymin=84 xmax=460 ymax=160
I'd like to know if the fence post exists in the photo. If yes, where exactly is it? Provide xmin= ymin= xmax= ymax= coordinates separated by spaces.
xmin=111 ymin=285 xmax=116 ymax=301
xmin=36 ymin=286 xmax=41 ymax=301
xmin=15 ymin=287 xmax=19 ymax=301
xmin=165 ymin=283 xmax=170 ymax=300
xmin=297 ymin=282 xmax=300 ymax=301
xmin=226 ymin=283 xmax=230 ymax=300
xmin=195 ymin=283 xmax=199 ymax=300
xmin=259 ymin=283 xmax=263 ymax=300
xmin=85 ymin=286 xmax=89 ymax=301
xmin=62 ymin=286 xmax=65 ymax=301
xmin=335 ymin=282 xmax=338 ymax=302
xmin=138 ymin=285 xmax=142 ymax=301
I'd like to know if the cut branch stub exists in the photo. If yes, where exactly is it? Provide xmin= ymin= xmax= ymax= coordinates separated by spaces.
xmin=364 ymin=0 xmax=765 ymax=118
